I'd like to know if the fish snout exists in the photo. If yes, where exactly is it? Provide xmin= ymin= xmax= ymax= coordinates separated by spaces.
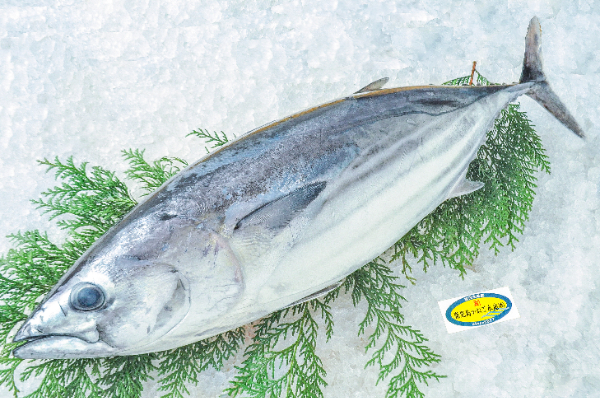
xmin=13 ymin=299 xmax=101 ymax=345
xmin=13 ymin=321 xmax=41 ymax=342
xmin=14 ymin=299 xmax=67 ymax=341
xmin=12 ymin=299 xmax=110 ymax=359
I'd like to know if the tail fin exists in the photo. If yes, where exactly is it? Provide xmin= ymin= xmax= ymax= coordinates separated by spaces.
xmin=520 ymin=17 xmax=584 ymax=138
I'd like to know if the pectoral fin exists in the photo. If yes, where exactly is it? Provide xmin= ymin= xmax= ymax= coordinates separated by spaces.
xmin=230 ymin=181 xmax=327 ymax=264
xmin=234 ymin=181 xmax=327 ymax=233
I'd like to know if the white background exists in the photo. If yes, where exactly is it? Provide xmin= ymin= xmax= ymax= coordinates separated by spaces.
xmin=1 ymin=1 xmax=599 ymax=397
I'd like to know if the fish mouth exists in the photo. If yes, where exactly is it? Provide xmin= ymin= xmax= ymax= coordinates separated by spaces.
xmin=13 ymin=335 xmax=118 ymax=359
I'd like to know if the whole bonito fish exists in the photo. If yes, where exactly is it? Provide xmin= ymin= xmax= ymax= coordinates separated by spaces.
xmin=13 ymin=17 xmax=582 ymax=359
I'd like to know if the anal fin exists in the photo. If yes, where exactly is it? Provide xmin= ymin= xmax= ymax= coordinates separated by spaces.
xmin=283 ymin=280 xmax=344 ymax=309
xmin=446 ymin=178 xmax=484 ymax=200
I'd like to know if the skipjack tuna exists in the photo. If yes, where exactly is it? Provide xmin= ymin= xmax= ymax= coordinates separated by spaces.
xmin=14 ymin=17 xmax=582 ymax=358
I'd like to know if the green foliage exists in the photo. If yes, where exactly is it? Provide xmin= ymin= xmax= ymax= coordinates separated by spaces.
xmin=347 ymin=260 xmax=444 ymax=398
xmin=20 ymin=359 xmax=103 ymax=398
xmin=0 ymin=357 xmax=22 ymax=396
xmin=393 ymin=80 xmax=550 ymax=281
xmin=441 ymin=69 xmax=498 ymax=86
xmin=0 ymin=73 xmax=550 ymax=398
xmin=122 ymin=149 xmax=188 ymax=196
xmin=441 ymin=74 xmax=471 ymax=86
xmin=476 ymin=104 xmax=550 ymax=251
xmin=157 ymin=328 xmax=246 ymax=398
xmin=187 ymin=129 xmax=230 ymax=152
xmin=33 ymin=157 xmax=135 ymax=238
xmin=474 ymin=72 xmax=495 ymax=86
xmin=98 ymin=355 xmax=157 ymax=398
xmin=227 ymin=300 xmax=333 ymax=398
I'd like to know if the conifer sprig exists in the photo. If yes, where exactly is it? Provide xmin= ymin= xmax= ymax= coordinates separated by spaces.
xmin=187 ymin=129 xmax=230 ymax=150
xmin=226 ymin=300 xmax=332 ymax=398
xmin=98 ymin=355 xmax=158 ymax=398
xmin=392 ymin=81 xmax=550 ymax=280
xmin=441 ymin=75 xmax=471 ymax=86
xmin=345 ymin=260 xmax=444 ymax=398
xmin=156 ymin=328 xmax=246 ymax=398
xmin=32 ymin=157 xmax=135 ymax=241
xmin=441 ymin=70 xmax=498 ymax=86
xmin=122 ymin=149 xmax=188 ymax=196
xmin=20 ymin=359 xmax=103 ymax=398
xmin=0 ymin=357 xmax=22 ymax=396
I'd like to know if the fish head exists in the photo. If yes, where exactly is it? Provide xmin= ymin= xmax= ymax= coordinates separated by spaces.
xmin=13 ymin=253 xmax=191 ymax=359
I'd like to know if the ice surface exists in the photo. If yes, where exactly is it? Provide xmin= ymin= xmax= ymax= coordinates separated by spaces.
xmin=1 ymin=0 xmax=599 ymax=397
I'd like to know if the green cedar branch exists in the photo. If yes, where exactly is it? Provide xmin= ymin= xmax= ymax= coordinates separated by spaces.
xmin=346 ymin=259 xmax=444 ymax=398
xmin=0 ymin=357 xmax=22 ymax=397
xmin=32 ymin=157 xmax=135 ymax=239
xmin=393 ymin=80 xmax=550 ymax=280
xmin=441 ymin=70 xmax=499 ymax=87
xmin=122 ymin=149 xmax=188 ymax=196
xmin=156 ymin=328 xmax=246 ymax=398
xmin=187 ymin=129 xmax=230 ymax=152
xmin=98 ymin=355 xmax=158 ymax=398
xmin=226 ymin=300 xmax=332 ymax=398
xmin=20 ymin=359 xmax=103 ymax=398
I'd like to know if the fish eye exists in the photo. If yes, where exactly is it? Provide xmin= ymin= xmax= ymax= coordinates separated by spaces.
xmin=70 ymin=283 xmax=106 ymax=311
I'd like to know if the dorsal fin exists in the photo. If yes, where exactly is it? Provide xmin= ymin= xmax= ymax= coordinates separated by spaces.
xmin=354 ymin=77 xmax=389 ymax=94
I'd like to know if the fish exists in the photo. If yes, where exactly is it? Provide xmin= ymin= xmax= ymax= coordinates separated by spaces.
xmin=13 ymin=17 xmax=583 ymax=359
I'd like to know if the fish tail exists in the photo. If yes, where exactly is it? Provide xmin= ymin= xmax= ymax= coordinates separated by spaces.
xmin=519 ymin=16 xmax=584 ymax=138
